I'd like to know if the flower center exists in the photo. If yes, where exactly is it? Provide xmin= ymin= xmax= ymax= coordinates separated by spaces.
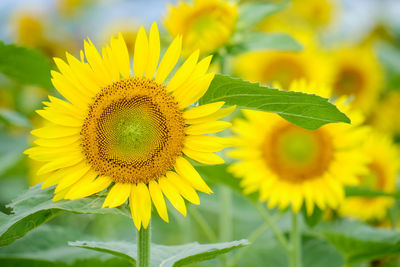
xmin=262 ymin=122 xmax=334 ymax=183
xmin=333 ymin=67 xmax=364 ymax=97
xmin=359 ymin=161 xmax=385 ymax=190
xmin=81 ymin=77 xmax=185 ymax=184
xmin=262 ymin=57 xmax=306 ymax=88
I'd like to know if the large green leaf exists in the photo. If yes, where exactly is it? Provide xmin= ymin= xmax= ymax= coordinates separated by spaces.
xmin=0 ymin=42 xmax=53 ymax=90
xmin=237 ymin=1 xmax=289 ymax=30
xmin=320 ymin=220 xmax=400 ymax=265
xmin=69 ymin=239 xmax=249 ymax=267
xmin=229 ymin=32 xmax=303 ymax=55
xmin=0 ymin=184 xmax=130 ymax=247
xmin=345 ymin=186 xmax=400 ymax=198
xmin=0 ymin=225 xmax=130 ymax=267
xmin=199 ymin=74 xmax=350 ymax=130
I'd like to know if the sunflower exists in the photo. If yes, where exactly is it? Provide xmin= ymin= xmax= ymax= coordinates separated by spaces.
xmin=164 ymin=0 xmax=237 ymax=57
xmin=233 ymin=37 xmax=331 ymax=89
xmin=228 ymin=80 xmax=369 ymax=214
xmin=339 ymin=132 xmax=399 ymax=221
xmin=330 ymin=46 xmax=383 ymax=115
xmin=370 ymin=91 xmax=400 ymax=140
xmin=24 ymin=22 xmax=234 ymax=230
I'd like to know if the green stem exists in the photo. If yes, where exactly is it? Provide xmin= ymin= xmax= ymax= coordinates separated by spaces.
xmin=228 ymin=223 xmax=270 ymax=267
xmin=219 ymin=186 xmax=233 ymax=267
xmin=188 ymin=205 xmax=217 ymax=243
xmin=256 ymin=203 xmax=290 ymax=253
xmin=289 ymin=212 xmax=302 ymax=267
xmin=137 ymin=222 xmax=151 ymax=267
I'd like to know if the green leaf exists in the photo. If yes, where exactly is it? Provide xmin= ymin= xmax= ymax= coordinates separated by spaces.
xmin=0 ymin=184 xmax=130 ymax=247
xmin=302 ymin=236 xmax=345 ymax=267
xmin=0 ymin=42 xmax=53 ymax=90
xmin=0 ymin=133 xmax=28 ymax=176
xmin=229 ymin=33 xmax=303 ymax=55
xmin=199 ymin=74 xmax=350 ymax=130
xmin=237 ymin=1 xmax=289 ymax=30
xmin=345 ymin=186 xmax=399 ymax=198
xmin=0 ymin=225 xmax=130 ymax=267
xmin=320 ymin=220 xmax=400 ymax=265
xmin=69 ymin=239 xmax=249 ymax=267
xmin=302 ymin=206 xmax=323 ymax=228
xmin=0 ymin=108 xmax=31 ymax=128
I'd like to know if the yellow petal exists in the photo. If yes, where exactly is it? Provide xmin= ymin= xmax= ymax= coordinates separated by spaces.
xmin=31 ymin=125 xmax=80 ymax=139
xmin=136 ymin=183 xmax=152 ymax=229
xmin=167 ymin=50 xmax=199 ymax=92
xmin=102 ymin=183 xmax=131 ymax=208
xmin=185 ymin=121 xmax=231 ymax=135
xmin=37 ymin=151 xmax=83 ymax=175
xmin=34 ymin=135 xmax=80 ymax=147
xmin=148 ymin=180 xmax=169 ymax=223
xmin=155 ymin=35 xmax=182 ymax=84
xmin=112 ymin=33 xmax=131 ymax=78
xmin=55 ymin=162 xmax=91 ymax=193
xmin=36 ymin=109 xmax=82 ymax=127
xmin=186 ymin=105 xmax=236 ymax=125
xmin=67 ymin=174 xmax=111 ymax=199
xmin=183 ymin=148 xmax=225 ymax=165
xmin=41 ymin=162 xmax=84 ymax=189
xmin=174 ymin=157 xmax=212 ymax=194
xmin=145 ymin=23 xmax=160 ymax=78
xmin=65 ymin=170 xmax=98 ymax=199
xmin=184 ymin=135 xmax=228 ymax=152
xmin=133 ymin=27 xmax=148 ymax=77
xmin=130 ymin=184 xmax=142 ymax=230
xmin=158 ymin=176 xmax=187 ymax=216
xmin=52 ymin=187 xmax=70 ymax=202
xmin=84 ymin=39 xmax=112 ymax=85
xmin=166 ymin=171 xmax=200 ymax=205
xmin=175 ymin=72 xmax=215 ymax=108
xmin=183 ymin=102 xmax=224 ymax=120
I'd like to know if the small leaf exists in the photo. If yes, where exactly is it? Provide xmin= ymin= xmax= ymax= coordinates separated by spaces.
xmin=0 ymin=42 xmax=53 ymax=90
xmin=0 ymin=108 xmax=31 ymax=128
xmin=0 ymin=184 xmax=130 ymax=247
xmin=199 ymin=74 xmax=350 ymax=130
xmin=320 ymin=220 xmax=400 ymax=265
xmin=229 ymin=33 xmax=303 ymax=55
xmin=69 ymin=239 xmax=249 ymax=267
xmin=302 ymin=206 xmax=323 ymax=228
xmin=237 ymin=1 xmax=289 ymax=30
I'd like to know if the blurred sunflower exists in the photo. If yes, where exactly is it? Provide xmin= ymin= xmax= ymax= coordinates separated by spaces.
xmin=228 ymin=80 xmax=369 ymax=214
xmin=370 ymin=91 xmax=400 ymax=140
xmin=331 ymin=46 xmax=383 ymax=115
xmin=164 ymin=0 xmax=237 ymax=57
xmin=234 ymin=36 xmax=331 ymax=89
xmin=25 ymin=23 xmax=234 ymax=230
xmin=339 ymin=132 xmax=399 ymax=221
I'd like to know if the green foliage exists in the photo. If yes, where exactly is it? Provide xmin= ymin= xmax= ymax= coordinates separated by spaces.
xmin=0 ymin=225 xmax=130 ymax=267
xmin=0 ymin=42 xmax=53 ymax=90
xmin=69 ymin=239 xmax=249 ymax=267
xmin=200 ymin=74 xmax=351 ymax=130
xmin=237 ymin=1 xmax=289 ymax=30
xmin=345 ymin=186 xmax=400 ymax=198
xmin=302 ymin=206 xmax=323 ymax=228
xmin=0 ymin=185 xmax=130 ymax=247
xmin=0 ymin=109 xmax=31 ymax=128
xmin=229 ymin=32 xmax=303 ymax=55
xmin=0 ymin=133 xmax=28 ymax=177
xmin=320 ymin=220 xmax=400 ymax=265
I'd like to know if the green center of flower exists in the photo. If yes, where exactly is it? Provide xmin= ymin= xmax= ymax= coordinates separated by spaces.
xmin=359 ymin=162 xmax=385 ymax=190
xmin=263 ymin=122 xmax=334 ymax=183
xmin=81 ymin=77 xmax=185 ymax=184
xmin=262 ymin=58 xmax=306 ymax=88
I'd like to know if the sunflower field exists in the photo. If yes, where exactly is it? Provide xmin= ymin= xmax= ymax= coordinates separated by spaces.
xmin=1 ymin=0 xmax=400 ymax=266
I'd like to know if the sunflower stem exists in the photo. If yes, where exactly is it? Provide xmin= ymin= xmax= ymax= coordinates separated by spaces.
xmin=256 ymin=203 xmax=290 ymax=253
xmin=219 ymin=186 xmax=233 ymax=266
xmin=188 ymin=205 xmax=217 ymax=243
xmin=137 ymin=222 xmax=151 ymax=267
xmin=289 ymin=212 xmax=302 ymax=267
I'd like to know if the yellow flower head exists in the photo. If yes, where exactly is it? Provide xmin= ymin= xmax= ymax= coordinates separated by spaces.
xmin=331 ymin=46 xmax=383 ymax=115
xmin=370 ymin=91 xmax=400 ymax=139
xmin=234 ymin=36 xmax=331 ymax=89
xmin=228 ymin=80 xmax=369 ymax=214
xmin=25 ymin=22 xmax=234 ymax=230
xmin=339 ymin=132 xmax=400 ymax=221
xmin=12 ymin=12 xmax=44 ymax=47
xmin=164 ymin=0 xmax=238 ymax=57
